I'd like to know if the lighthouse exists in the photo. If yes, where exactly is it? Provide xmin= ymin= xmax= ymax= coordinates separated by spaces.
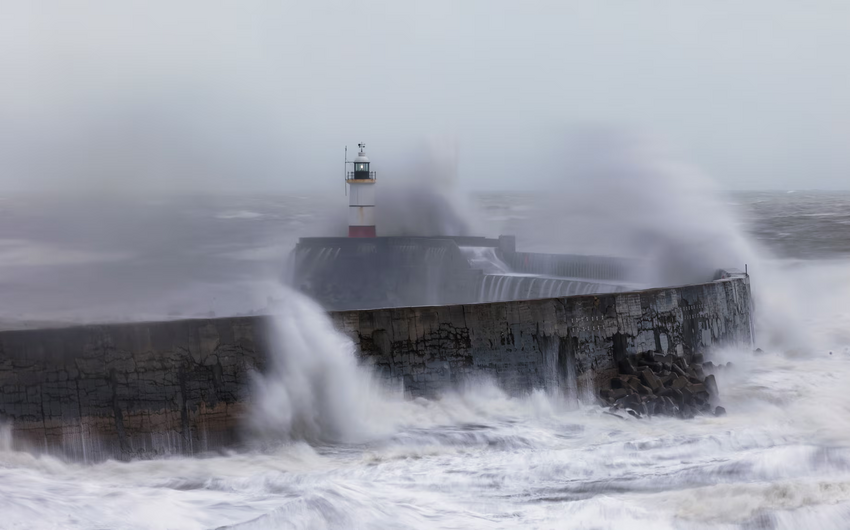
xmin=346 ymin=143 xmax=377 ymax=237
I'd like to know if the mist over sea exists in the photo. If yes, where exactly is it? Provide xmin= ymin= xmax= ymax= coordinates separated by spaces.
xmin=2 ymin=190 xmax=850 ymax=529
xmin=3 ymin=0 xmax=849 ymax=526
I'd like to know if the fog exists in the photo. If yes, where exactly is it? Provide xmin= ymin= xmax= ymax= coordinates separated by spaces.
xmin=6 ymin=6 xmax=850 ymax=528
xmin=2 ymin=0 xmax=849 ymax=193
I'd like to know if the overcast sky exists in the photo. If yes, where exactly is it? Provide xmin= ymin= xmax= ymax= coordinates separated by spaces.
xmin=1 ymin=0 xmax=848 ymax=193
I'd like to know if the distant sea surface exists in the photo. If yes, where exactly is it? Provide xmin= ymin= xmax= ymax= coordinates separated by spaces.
xmin=1 ymin=190 xmax=848 ymax=326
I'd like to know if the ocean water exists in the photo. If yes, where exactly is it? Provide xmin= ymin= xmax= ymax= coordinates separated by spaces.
xmin=2 ymin=190 xmax=850 ymax=529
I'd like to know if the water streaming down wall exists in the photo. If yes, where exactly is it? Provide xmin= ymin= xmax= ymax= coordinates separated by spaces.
xmin=458 ymin=246 xmax=513 ymax=275
xmin=503 ymin=251 xmax=645 ymax=283
xmin=476 ymin=274 xmax=627 ymax=303
xmin=455 ymin=245 xmax=633 ymax=304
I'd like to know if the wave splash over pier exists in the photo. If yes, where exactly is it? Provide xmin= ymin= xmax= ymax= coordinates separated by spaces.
xmin=248 ymin=290 xmax=400 ymax=444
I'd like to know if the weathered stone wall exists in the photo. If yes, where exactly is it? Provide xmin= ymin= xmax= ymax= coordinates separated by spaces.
xmin=0 ymin=317 xmax=273 ymax=461
xmin=0 ymin=276 xmax=752 ymax=461
xmin=335 ymin=275 xmax=753 ymax=397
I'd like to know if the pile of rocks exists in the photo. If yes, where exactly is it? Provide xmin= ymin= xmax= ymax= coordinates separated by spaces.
xmin=599 ymin=352 xmax=726 ymax=419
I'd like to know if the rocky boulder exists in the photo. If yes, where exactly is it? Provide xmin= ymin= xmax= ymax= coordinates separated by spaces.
xmin=600 ymin=350 xmax=725 ymax=419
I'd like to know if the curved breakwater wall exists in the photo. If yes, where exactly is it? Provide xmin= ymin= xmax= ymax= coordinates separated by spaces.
xmin=0 ymin=276 xmax=752 ymax=461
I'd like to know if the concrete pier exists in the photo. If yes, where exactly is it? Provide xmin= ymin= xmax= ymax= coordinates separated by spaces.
xmin=0 ymin=273 xmax=752 ymax=461
xmin=291 ymin=235 xmax=643 ymax=310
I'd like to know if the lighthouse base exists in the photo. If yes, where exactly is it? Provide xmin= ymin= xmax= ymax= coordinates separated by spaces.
xmin=348 ymin=226 xmax=376 ymax=238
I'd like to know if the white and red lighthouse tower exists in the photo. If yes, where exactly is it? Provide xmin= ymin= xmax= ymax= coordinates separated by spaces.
xmin=346 ymin=143 xmax=377 ymax=237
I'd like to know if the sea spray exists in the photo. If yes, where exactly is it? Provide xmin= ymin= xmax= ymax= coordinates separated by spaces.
xmin=541 ymin=131 xmax=758 ymax=286
xmin=518 ymin=130 xmax=814 ymax=349
xmin=376 ymin=137 xmax=479 ymax=238
xmin=246 ymin=287 xmax=586 ymax=446
xmin=248 ymin=288 xmax=401 ymax=444
xmin=310 ymin=137 xmax=479 ymax=240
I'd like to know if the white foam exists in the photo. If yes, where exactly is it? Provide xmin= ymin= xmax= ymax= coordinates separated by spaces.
xmin=248 ymin=287 xmax=402 ymax=444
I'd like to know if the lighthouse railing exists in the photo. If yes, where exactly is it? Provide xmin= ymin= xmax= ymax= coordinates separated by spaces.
xmin=346 ymin=171 xmax=377 ymax=180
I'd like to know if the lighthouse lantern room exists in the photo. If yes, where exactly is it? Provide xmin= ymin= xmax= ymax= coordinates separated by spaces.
xmin=345 ymin=143 xmax=377 ymax=237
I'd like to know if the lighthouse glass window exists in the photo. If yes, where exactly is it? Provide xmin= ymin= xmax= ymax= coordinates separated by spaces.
xmin=356 ymin=163 xmax=368 ymax=172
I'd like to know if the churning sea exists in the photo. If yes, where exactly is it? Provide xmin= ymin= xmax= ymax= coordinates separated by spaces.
xmin=2 ymin=190 xmax=850 ymax=529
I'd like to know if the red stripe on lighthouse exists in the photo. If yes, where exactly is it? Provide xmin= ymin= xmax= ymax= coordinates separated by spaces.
xmin=348 ymin=225 xmax=376 ymax=238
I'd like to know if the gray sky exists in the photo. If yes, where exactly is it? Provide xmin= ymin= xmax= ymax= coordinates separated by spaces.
xmin=1 ymin=0 xmax=849 ymax=192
